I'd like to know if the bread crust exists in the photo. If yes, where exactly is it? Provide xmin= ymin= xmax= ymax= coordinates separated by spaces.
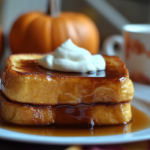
xmin=1 ymin=54 xmax=134 ymax=105
xmin=0 ymin=91 xmax=132 ymax=125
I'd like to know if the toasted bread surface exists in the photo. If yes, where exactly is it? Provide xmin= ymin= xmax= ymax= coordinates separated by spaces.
xmin=1 ymin=54 xmax=134 ymax=105
xmin=0 ymin=91 xmax=132 ymax=125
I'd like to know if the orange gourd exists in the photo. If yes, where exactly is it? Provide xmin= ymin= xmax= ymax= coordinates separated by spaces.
xmin=10 ymin=11 xmax=100 ymax=54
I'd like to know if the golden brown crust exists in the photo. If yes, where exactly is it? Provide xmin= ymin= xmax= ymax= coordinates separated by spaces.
xmin=1 ymin=54 xmax=134 ymax=105
xmin=0 ymin=91 xmax=132 ymax=125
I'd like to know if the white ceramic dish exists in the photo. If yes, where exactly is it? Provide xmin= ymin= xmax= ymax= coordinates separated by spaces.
xmin=0 ymin=83 xmax=150 ymax=145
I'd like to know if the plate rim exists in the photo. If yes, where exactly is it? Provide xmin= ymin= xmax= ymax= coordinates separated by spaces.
xmin=0 ymin=128 xmax=150 ymax=145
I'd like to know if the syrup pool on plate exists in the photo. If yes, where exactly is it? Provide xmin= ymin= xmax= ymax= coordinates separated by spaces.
xmin=0 ymin=106 xmax=149 ymax=136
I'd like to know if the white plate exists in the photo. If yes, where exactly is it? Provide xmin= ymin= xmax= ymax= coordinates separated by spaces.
xmin=0 ymin=83 xmax=150 ymax=145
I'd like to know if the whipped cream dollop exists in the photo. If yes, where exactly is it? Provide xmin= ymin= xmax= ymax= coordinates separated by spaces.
xmin=38 ymin=39 xmax=106 ymax=72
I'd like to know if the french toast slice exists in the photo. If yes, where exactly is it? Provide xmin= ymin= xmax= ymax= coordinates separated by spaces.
xmin=1 ymin=54 xmax=134 ymax=105
xmin=0 ymin=91 xmax=132 ymax=125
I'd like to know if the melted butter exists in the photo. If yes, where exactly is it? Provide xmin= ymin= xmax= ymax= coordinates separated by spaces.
xmin=0 ymin=106 xmax=149 ymax=136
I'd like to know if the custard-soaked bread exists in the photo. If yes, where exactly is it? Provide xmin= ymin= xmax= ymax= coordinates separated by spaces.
xmin=0 ymin=91 xmax=132 ymax=125
xmin=2 ymin=54 xmax=134 ymax=105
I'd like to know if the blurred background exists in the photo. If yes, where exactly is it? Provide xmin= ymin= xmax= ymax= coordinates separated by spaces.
xmin=0 ymin=0 xmax=150 ymax=73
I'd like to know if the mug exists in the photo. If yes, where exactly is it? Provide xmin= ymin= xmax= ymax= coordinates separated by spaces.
xmin=103 ymin=24 xmax=150 ymax=85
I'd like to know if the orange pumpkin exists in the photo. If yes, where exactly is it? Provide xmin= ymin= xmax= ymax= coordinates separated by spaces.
xmin=9 ymin=11 xmax=100 ymax=54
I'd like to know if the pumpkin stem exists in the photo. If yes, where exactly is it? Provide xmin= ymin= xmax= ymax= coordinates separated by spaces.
xmin=50 ymin=0 xmax=61 ymax=17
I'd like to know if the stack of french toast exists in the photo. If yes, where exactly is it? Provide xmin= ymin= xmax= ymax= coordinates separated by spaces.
xmin=0 ymin=54 xmax=134 ymax=126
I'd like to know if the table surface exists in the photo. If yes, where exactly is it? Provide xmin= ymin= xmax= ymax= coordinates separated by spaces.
xmin=0 ymin=139 xmax=150 ymax=150
xmin=0 ymin=139 xmax=68 ymax=150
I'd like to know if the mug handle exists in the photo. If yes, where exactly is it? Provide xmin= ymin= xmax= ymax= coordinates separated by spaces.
xmin=103 ymin=35 xmax=124 ymax=62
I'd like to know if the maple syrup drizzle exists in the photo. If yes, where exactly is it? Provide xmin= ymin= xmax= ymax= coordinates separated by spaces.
xmin=17 ymin=58 xmax=126 ymax=79
xmin=0 ymin=106 xmax=149 ymax=136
